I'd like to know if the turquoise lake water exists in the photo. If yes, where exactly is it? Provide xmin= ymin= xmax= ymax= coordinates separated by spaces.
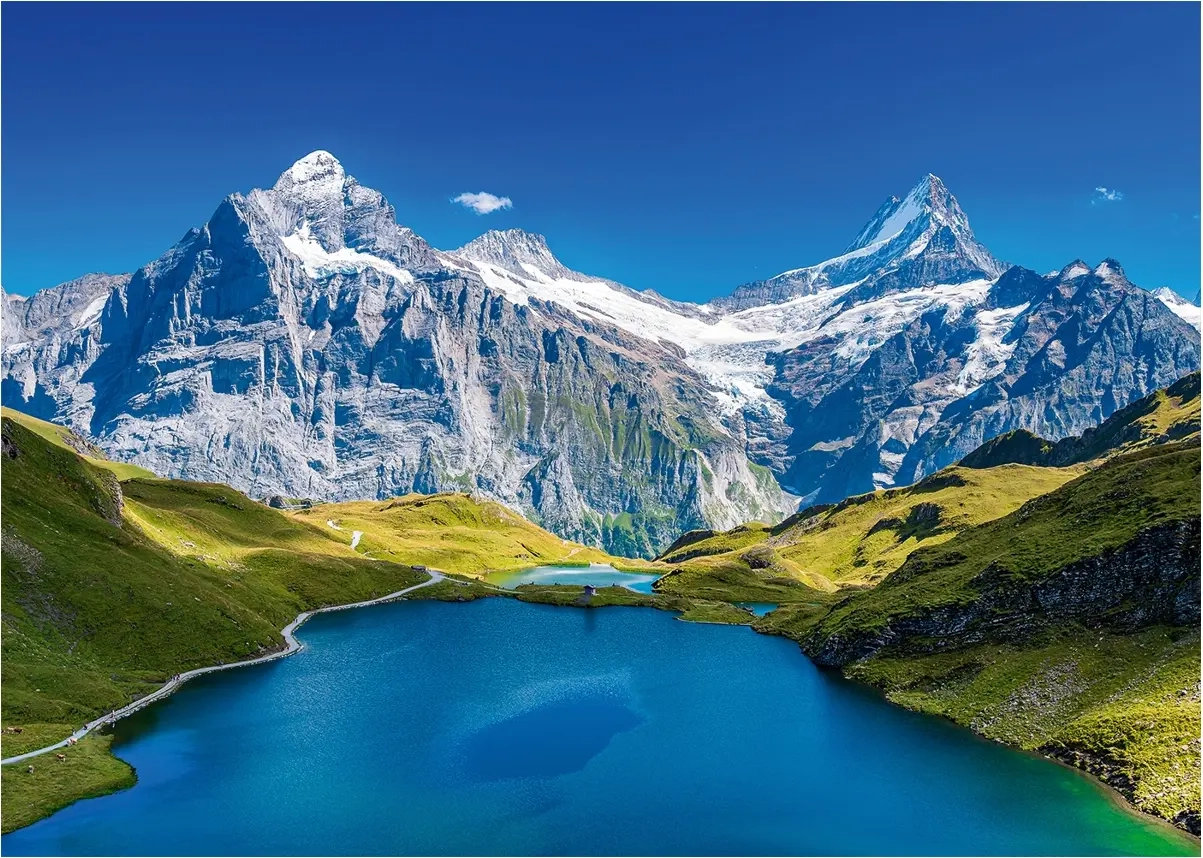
xmin=3 ymin=598 xmax=1195 ymax=856
xmin=487 ymin=564 xmax=659 ymax=593
xmin=736 ymin=602 xmax=779 ymax=616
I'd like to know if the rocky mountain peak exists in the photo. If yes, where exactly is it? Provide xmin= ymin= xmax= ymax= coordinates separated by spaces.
xmin=845 ymin=173 xmax=965 ymax=253
xmin=454 ymin=228 xmax=572 ymax=280
xmin=715 ymin=173 xmax=1003 ymax=311
xmin=239 ymin=150 xmax=432 ymax=267
xmin=1094 ymin=258 xmax=1126 ymax=280
xmin=1059 ymin=260 xmax=1091 ymax=280
xmin=840 ymin=172 xmax=1002 ymax=286
xmin=275 ymin=150 xmax=346 ymax=192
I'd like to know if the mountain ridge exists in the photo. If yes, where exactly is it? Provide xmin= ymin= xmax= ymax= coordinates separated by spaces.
xmin=3 ymin=153 xmax=1198 ymax=554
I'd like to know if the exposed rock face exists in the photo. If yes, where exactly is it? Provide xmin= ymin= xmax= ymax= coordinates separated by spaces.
xmin=3 ymin=154 xmax=1199 ymax=552
xmin=0 ymin=152 xmax=788 ymax=557
xmin=766 ymin=259 xmax=1200 ymax=502
xmin=803 ymin=518 xmax=1201 ymax=667
xmin=959 ymin=372 xmax=1200 ymax=469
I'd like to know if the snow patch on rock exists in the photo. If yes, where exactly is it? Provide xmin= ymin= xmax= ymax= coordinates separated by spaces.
xmin=282 ymin=223 xmax=414 ymax=284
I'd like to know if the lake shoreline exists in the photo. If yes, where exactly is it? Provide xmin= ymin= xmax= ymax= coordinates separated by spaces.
xmin=727 ymin=613 xmax=1202 ymax=839
xmin=1 ymin=571 xmax=446 ymax=768
xmin=5 ymin=592 xmax=1194 ymax=856
xmin=3 ymin=573 xmax=1196 ymax=847
xmin=413 ymin=579 xmax=1200 ymax=841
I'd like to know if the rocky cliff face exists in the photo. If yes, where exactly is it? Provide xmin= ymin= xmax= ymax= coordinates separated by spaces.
xmin=0 ymin=152 xmax=787 ymax=556
xmin=3 ymin=154 xmax=1199 ymax=552
xmin=805 ymin=518 xmax=1201 ymax=666
xmin=769 ymin=259 xmax=1201 ymax=503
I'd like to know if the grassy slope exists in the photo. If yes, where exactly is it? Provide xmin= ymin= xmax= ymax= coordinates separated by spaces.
xmin=0 ymin=406 xmax=155 ymax=481
xmin=654 ymin=463 xmax=1085 ymax=598
xmin=803 ymin=443 xmax=1199 ymax=638
xmin=844 ymin=626 xmax=1200 ymax=824
xmin=1 ymin=416 xmax=426 ymax=749
xmin=762 ymin=441 xmax=1201 ymax=826
xmin=1 ymin=735 xmax=134 ymax=834
xmin=291 ymin=493 xmax=612 ymax=575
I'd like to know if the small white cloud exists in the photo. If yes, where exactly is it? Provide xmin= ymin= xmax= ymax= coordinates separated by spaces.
xmin=452 ymin=191 xmax=513 ymax=214
xmin=1091 ymin=187 xmax=1124 ymax=205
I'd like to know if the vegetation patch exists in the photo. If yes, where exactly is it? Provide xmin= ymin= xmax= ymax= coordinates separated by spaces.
xmin=291 ymin=493 xmax=611 ymax=575
xmin=1 ymin=734 xmax=135 ymax=834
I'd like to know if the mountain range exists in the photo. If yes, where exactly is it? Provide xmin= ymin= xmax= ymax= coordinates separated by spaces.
xmin=3 ymin=152 xmax=1199 ymax=555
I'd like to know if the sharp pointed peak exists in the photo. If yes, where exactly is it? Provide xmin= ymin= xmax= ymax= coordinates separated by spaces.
xmin=274 ymin=150 xmax=346 ymax=190
xmin=1059 ymin=260 xmax=1091 ymax=279
xmin=909 ymin=172 xmax=947 ymax=193
xmin=844 ymin=172 xmax=960 ymax=253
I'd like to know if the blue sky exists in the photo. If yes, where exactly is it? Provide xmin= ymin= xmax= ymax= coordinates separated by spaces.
xmin=2 ymin=3 xmax=1199 ymax=300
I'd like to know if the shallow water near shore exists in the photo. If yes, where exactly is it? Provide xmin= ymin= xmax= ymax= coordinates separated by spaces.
xmin=2 ymin=598 xmax=1195 ymax=856
xmin=736 ymin=601 xmax=779 ymax=616
xmin=487 ymin=563 xmax=659 ymax=592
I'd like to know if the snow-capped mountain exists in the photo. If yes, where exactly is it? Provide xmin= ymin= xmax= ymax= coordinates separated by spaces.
xmin=3 ymin=153 xmax=1198 ymax=553
xmin=1 ymin=152 xmax=790 ymax=557
xmin=1153 ymin=286 xmax=1201 ymax=331
xmin=713 ymin=173 xmax=1004 ymax=312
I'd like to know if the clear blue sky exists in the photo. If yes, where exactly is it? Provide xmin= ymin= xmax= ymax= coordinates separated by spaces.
xmin=2 ymin=3 xmax=1199 ymax=300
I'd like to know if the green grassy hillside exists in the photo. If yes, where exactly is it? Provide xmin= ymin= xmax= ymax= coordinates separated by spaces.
xmin=654 ymin=462 xmax=1085 ymax=599
xmin=292 ymin=493 xmax=613 ymax=575
xmin=795 ymin=442 xmax=1199 ymax=647
xmin=0 ymin=417 xmax=426 ymax=752
xmin=761 ymin=440 xmax=1201 ymax=828
xmin=0 ymin=406 xmax=155 ymax=480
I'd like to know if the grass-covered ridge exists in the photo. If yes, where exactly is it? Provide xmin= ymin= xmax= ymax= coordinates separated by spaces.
xmin=653 ymin=462 xmax=1085 ymax=598
xmin=797 ymin=441 xmax=1200 ymax=648
xmin=960 ymin=371 xmax=1200 ymax=469
xmin=0 ymin=406 xmax=155 ymax=481
xmin=291 ymin=493 xmax=613 ymax=575
xmin=760 ymin=439 xmax=1202 ymax=830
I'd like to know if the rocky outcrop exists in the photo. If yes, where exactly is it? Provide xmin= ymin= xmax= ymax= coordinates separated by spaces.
xmin=959 ymin=371 xmax=1200 ymax=469
xmin=803 ymin=518 xmax=1200 ymax=666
